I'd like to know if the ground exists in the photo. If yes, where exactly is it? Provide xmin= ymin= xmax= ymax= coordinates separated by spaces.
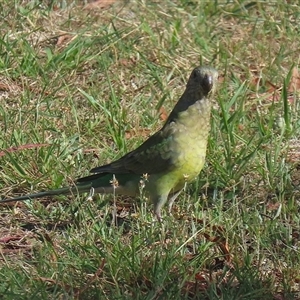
xmin=0 ymin=1 xmax=300 ymax=299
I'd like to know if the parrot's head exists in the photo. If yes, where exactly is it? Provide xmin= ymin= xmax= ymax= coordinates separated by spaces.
xmin=164 ymin=66 xmax=218 ymax=124
xmin=187 ymin=66 xmax=218 ymax=98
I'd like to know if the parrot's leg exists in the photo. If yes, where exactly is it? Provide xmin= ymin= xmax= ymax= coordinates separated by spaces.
xmin=153 ymin=194 xmax=169 ymax=222
xmin=168 ymin=189 xmax=183 ymax=214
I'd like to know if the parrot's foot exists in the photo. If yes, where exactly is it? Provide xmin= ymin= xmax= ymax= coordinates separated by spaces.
xmin=86 ymin=187 xmax=95 ymax=201
xmin=168 ymin=189 xmax=183 ymax=214
xmin=155 ymin=211 xmax=163 ymax=223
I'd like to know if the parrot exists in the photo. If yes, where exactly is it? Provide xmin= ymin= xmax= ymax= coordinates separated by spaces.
xmin=0 ymin=66 xmax=218 ymax=221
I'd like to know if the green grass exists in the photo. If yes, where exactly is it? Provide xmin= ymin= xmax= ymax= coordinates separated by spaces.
xmin=0 ymin=0 xmax=300 ymax=299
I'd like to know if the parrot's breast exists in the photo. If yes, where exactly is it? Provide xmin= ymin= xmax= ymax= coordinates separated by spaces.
xmin=168 ymin=98 xmax=211 ymax=186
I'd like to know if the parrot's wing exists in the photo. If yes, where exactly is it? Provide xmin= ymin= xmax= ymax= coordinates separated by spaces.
xmin=90 ymin=126 xmax=176 ymax=176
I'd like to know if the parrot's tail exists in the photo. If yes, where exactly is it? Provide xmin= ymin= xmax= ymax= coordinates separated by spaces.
xmin=0 ymin=183 xmax=92 ymax=203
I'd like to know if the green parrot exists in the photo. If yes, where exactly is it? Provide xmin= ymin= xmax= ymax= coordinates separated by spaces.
xmin=1 ymin=66 xmax=218 ymax=220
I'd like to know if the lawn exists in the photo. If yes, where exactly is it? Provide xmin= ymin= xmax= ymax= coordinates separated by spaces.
xmin=0 ymin=0 xmax=299 ymax=299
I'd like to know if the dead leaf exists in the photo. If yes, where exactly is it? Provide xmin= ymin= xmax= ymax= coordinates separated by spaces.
xmin=84 ymin=0 xmax=116 ymax=10
xmin=190 ymin=217 xmax=231 ymax=262
xmin=125 ymin=128 xmax=151 ymax=139
xmin=238 ymin=124 xmax=245 ymax=131
xmin=288 ymin=67 xmax=300 ymax=92
xmin=0 ymin=143 xmax=49 ymax=157
xmin=218 ymin=75 xmax=225 ymax=84
xmin=56 ymin=34 xmax=72 ymax=47
xmin=0 ymin=235 xmax=22 ymax=243
xmin=0 ymin=232 xmax=34 ymax=252
xmin=119 ymin=58 xmax=137 ymax=67
xmin=159 ymin=107 xmax=168 ymax=121
xmin=273 ymin=293 xmax=287 ymax=300
xmin=0 ymin=82 xmax=10 ymax=91
xmin=266 ymin=202 xmax=281 ymax=211
xmin=249 ymin=77 xmax=279 ymax=93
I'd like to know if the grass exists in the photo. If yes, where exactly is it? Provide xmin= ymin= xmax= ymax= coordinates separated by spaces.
xmin=0 ymin=0 xmax=300 ymax=299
